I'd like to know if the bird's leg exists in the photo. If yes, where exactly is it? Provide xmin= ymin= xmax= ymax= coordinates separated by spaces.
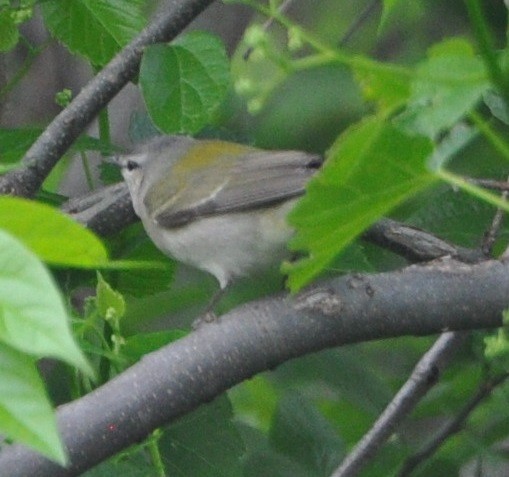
xmin=192 ymin=283 xmax=230 ymax=329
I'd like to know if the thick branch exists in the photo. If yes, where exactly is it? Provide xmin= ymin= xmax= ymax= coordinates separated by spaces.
xmin=61 ymin=183 xmax=137 ymax=236
xmin=0 ymin=0 xmax=216 ymax=197
xmin=0 ymin=258 xmax=507 ymax=476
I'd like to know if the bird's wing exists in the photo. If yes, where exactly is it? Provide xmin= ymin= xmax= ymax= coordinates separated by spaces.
xmin=153 ymin=149 xmax=322 ymax=228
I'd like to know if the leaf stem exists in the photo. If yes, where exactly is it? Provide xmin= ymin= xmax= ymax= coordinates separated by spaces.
xmin=464 ymin=0 xmax=509 ymax=102
xmin=469 ymin=111 xmax=509 ymax=162
xmin=97 ymin=107 xmax=111 ymax=148
xmin=437 ymin=168 xmax=509 ymax=213
xmin=80 ymin=151 xmax=95 ymax=191
xmin=242 ymin=0 xmax=411 ymax=79
xmin=147 ymin=431 xmax=166 ymax=477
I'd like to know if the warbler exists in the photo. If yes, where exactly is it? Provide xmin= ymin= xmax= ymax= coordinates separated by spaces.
xmin=116 ymin=135 xmax=322 ymax=290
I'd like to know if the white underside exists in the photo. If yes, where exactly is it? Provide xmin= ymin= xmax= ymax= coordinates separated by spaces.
xmin=138 ymin=200 xmax=297 ymax=288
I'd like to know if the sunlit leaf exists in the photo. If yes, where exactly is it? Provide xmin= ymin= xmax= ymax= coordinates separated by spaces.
xmin=0 ymin=228 xmax=92 ymax=375
xmin=285 ymin=116 xmax=434 ymax=291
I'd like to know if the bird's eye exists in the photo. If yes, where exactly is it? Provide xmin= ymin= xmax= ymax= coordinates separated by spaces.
xmin=126 ymin=160 xmax=139 ymax=171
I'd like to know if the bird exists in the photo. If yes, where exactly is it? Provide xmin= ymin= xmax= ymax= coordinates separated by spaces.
xmin=115 ymin=135 xmax=322 ymax=303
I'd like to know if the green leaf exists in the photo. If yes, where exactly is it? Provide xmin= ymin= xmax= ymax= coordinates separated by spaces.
xmin=96 ymin=272 xmax=125 ymax=320
xmin=428 ymin=123 xmax=478 ymax=170
xmin=0 ymin=9 xmax=19 ymax=51
xmin=127 ymin=111 xmax=160 ymax=144
xmin=353 ymin=62 xmax=411 ymax=111
xmin=0 ymin=128 xmax=41 ymax=164
xmin=98 ymin=161 xmax=123 ymax=185
xmin=255 ymin=65 xmax=365 ymax=151
xmin=394 ymin=37 xmax=490 ymax=138
xmin=140 ymin=31 xmax=230 ymax=134
xmin=240 ymin=424 xmax=310 ymax=477
xmin=0 ymin=196 xmax=109 ymax=268
xmin=122 ymin=330 xmax=187 ymax=363
xmin=402 ymin=185 xmax=501 ymax=248
xmin=0 ymin=229 xmax=92 ymax=375
xmin=0 ymin=342 xmax=66 ymax=464
xmin=483 ymin=89 xmax=509 ymax=125
xmin=41 ymin=0 xmax=147 ymax=66
xmin=0 ymin=128 xmax=115 ymax=166
xmin=380 ymin=0 xmax=405 ymax=32
xmin=269 ymin=393 xmax=344 ymax=476
xmin=229 ymin=375 xmax=279 ymax=432
xmin=274 ymin=346 xmax=396 ymax=416
xmin=85 ymin=396 xmax=242 ymax=476
xmin=484 ymin=330 xmax=509 ymax=364
xmin=115 ymin=236 xmax=175 ymax=297
xmin=285 ymin=116 xmax=434 ymax=291
xmin=483 ymin=311 xmax=509 ymax=369
xmin=159 ymin=395 xmax=244 ymax=476
xmin=73 ymin=135 xmax=118 ymax=155
xmin=81 ymin=451 xmax=153 ymax=476
xmin=0 ymin=163 xmax=18 ymax=173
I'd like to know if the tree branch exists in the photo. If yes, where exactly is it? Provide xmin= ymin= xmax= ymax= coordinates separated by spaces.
xmin=61 ymin=183 xmax=137 ymax=236
xmin=0 ymin=257 xmax=507 ymax=476
xmin=468 ymin=177 xmax=509 ymax=192
xmin=481 ymin=176 xmax=509 ymax=256
xmin=363 ymin=218 xmax=484 ymax=263
xmin=331 ymin=187 xmax=508 ymax=476
xmin=397 ymin=372 xmax=509 ymax=477
xmin=0 ymin=0 xmax=216 ymax=197
xmin=329 ymin=331 xmax=467 ymax=477
xmin=62 ymin=184 xmax=487 ymax=267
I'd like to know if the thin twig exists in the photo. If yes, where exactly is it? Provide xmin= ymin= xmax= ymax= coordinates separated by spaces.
xmin=0 ymin=258 xmax=508 ymax=476
xmin=397 ymin=372 xmax=509 ymax=477
xmin=329 ymin=332 xmax=467 ymax=477
xmin=244 ymin=0 xmax=380 ymax=60
xmin=0 ymin=0 xmax=216 ymax=197
xmin=468 ymin=177 xmax=509 ymax=192
xmin=243 ymin=0 xmax=295 ymax=60
xmin=339 ymin=0 xmax=380 ymax=47
xmin=481 ymin=176 xmax=509 ymax=256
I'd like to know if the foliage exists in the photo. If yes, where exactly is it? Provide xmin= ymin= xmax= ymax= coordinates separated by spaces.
xmin=40 ymin=0 xmax=149 ymax=67
xmin=284 ymin=117 xmax=434 ymax=290
xmin=0 ymin=229 xmax=91 ymax=463
xmin=1 ymin=0 xmax=509 ymax=475
xmin=140 ymin=31 xmax=231 ymax=134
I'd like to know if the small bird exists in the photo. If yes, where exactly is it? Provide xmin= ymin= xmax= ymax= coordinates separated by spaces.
xmin=116 ymin=135 xmax=322 ymax=293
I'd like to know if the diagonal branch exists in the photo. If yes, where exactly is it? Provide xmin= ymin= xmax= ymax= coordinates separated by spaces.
xmin=0 ymin=257 xmax=507 ymax=476
xmin=397 ymin=372 xmax=509 ymax=476
xmin=329 ymin=331 xmax=467 ymax=477
xmin=0 ymin=0 xmax=216 ymax=197
xmin=331 ymin=178 xmax=509 ymax=476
